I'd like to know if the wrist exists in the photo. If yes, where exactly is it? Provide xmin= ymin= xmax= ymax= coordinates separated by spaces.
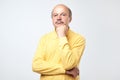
xmin=58 ymin=34 xmax=66 ymax=37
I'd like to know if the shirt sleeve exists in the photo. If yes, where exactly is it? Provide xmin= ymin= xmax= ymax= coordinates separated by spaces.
xmin=58 ymin=36 xmax=85 ymax=70
xmin=32 ymin=37 xmax=65 ymax=75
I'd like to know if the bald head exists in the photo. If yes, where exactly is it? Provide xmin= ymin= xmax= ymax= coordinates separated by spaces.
xmin=51 ymin=4 xmax=72 ymax=18
xmin=51 ymin=4 xmax=72 ymax=28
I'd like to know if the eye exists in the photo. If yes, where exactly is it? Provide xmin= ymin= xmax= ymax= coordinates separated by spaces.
xmin=53 ymin=14 xmax=58 ymax=17
xmin=61 ymin=13 xmax=66 ymax=16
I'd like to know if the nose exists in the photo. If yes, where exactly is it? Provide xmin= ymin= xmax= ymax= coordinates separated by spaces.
xmin=57 ymin=15 xmax=61 ymax=20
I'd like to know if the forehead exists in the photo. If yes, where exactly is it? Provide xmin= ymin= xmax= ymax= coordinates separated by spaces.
xmin=52 ymin=5 xmax=69 ymax=14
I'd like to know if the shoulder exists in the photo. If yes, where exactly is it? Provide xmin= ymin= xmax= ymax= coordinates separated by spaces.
xmin=68 ymin=29 xmax=86 ymax=46
xmin=69 ymin=30 xmax=85 ymax=41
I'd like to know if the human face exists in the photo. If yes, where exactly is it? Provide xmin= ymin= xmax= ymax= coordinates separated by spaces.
xmin=52 ymin=5 xmax=71 ymax=28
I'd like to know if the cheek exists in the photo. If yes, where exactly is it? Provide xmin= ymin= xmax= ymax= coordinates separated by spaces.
xmin=64 ymin=18 xmax=70 ymax=24
xmin=63 ymin=17 xmax=70 ymax=22
xmin=52 ymin=18 xmax=56 ymax=23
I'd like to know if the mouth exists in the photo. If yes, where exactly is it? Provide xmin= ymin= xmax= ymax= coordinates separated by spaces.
xmin=55 ymin=21 xmax=64 ymax=24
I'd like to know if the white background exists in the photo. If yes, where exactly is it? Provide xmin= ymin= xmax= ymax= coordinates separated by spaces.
xmin=0 ymin=0 xmax=120 ymax=80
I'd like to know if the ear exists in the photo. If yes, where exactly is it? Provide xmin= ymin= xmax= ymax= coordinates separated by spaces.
xmin=69 ymin=17 xmax=72 ymax=22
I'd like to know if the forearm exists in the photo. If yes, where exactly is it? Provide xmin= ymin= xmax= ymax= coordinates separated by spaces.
xmin=32 ymin=59 xmax=65 ymax=75
xmin=58 ymin=37 xmax=85 ymax=70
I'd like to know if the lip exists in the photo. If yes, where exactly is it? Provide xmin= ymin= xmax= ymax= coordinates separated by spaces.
xmin=55 ymin=21 xmax=64 ymax=24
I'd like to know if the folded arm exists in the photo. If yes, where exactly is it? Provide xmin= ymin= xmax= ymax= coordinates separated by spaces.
xmin=32 ymin=37 xmax=65 ymax=75
xmin=58 ymin=36 xmax=85 ymax=70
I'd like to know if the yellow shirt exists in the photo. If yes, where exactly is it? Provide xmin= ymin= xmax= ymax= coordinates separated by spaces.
xmin=32 ymin=29 xmax=85 ymax=80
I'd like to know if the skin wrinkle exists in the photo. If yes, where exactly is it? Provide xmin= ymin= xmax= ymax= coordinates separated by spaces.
xmin=51 ymin=4 xmax=72 ymax=18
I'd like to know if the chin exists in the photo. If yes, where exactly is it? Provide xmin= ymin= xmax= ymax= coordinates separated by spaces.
xmin=54 ymin=24 xmax=59 ymax=27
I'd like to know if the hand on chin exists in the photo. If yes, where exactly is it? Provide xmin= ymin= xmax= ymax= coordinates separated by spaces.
xmin=55 ymin=23 xmax=65 ymax=28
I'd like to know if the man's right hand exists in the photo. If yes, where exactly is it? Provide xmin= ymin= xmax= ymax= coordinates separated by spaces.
xmin=65 ymin=67 xmax=79 ymax=78
xmin=55 ymin=24 xmax=68 ymax=37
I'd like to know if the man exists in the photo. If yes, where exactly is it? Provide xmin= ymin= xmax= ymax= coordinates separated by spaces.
xmin=32 ymin=4 xmax=85 ymax=80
